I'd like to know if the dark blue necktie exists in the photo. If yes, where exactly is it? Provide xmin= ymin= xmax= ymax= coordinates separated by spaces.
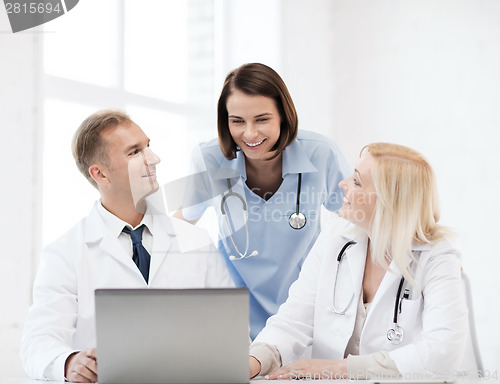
xmin=122 ymin=225 xmax=150 ymax=283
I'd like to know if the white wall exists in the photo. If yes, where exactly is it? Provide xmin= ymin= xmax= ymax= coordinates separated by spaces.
xmin=278 ymin=0 xmax=500 ymax=372
xmin=0 ymin=9 xmax=42 ymax=377
xmin=214 ymin=0 xmax=283 ymax=90
xmin=222 ymin=0 xmax=499 ymax=373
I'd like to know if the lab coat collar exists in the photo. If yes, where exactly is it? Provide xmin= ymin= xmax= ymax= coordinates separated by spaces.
xmin=84 ymin=202 xmax=114 ymax=244
xmin=84 ymin=202 xmax=134 ymax=273
xmin=95 ymin=201 xmax=153 ymax=238
xmin=340 ymin=222 xmax=368 ymax=244
xmin=91 ymin=200 xmax=158 ymax=239
xmin=387 ymin=240 xmax=431 ymax=272
xmin=338 ymin=223 xmax=429 ymax=310
xmin=336 ymin=223 xmax=369 ymax=306
xmin=361 ymin=239 xmax=429 ymax=328
xmin=411 ymin=240 xmax=432 ymax=252
xmin=84 ymin=201 xmax=176 ymax=283
xmin=339 ymin=224 xmax=432 ymax=263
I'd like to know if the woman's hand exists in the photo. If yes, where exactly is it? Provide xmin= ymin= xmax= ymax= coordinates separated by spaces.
xmin=264 ymin=358 xmax=348 ymax=380
xmin=250 ymin=356 xmax=262 ymax=378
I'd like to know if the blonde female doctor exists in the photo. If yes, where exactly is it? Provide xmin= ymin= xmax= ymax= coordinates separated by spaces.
xmin=249 ymin=143 xmax=468 ymax=380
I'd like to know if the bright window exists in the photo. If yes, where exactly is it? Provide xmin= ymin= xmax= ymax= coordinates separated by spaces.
xmin=124 ymin=1 xmax=188 ymax=102
xmin=42 ymin=0 xmax=215 ymax=245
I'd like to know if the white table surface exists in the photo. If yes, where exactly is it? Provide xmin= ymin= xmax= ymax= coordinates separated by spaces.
xmin=1 ymin=378 xmax=498 ymax=384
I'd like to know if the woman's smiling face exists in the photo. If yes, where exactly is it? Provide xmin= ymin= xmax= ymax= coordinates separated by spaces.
xmin=226 ymin=90 xmax=281 ymax=162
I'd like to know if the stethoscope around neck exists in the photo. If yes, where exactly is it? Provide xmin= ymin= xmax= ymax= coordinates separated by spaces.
xmin=330 ymin=240 xmax=410 ymax=345
xmin=220 ymin=178 xmax=258 ymax=261
xmin=221 ymin=173 xmax=306 ymax=261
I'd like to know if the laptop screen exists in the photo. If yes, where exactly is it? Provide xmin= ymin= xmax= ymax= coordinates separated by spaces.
xmin=95 ymin=288 xmax=249 ymax=384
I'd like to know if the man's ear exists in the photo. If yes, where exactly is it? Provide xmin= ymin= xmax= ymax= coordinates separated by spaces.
xmin=89 ymin=164 xmax=110 ymax=185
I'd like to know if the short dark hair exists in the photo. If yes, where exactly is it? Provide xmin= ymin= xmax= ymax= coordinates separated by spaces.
xmin=217 ymin=63 xmax=298 ymax=160
xmin=72 ymin=109 xmax=132 ymax=188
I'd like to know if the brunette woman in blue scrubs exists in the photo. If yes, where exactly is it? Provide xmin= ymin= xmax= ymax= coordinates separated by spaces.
xmin=177 ymin=63 xmax=351 ymax=339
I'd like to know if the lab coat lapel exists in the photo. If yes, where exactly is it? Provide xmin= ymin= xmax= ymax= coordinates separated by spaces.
xmin=98 ymin=236 xmax=134 ymax=268
xmin=368 ymin=248 xmax=417 ymax=314
xmin=342 ymin=226 xmax=368 ymax=313
xmin=363 ymin=255 xmax=409 ymax=335
xmin=368 ymin=264 xmax=402 ymax=315
xmin=83 ymin=203 xmax=134 ymax=270
xmin=148 ymin=214 xmax=174 ymax=282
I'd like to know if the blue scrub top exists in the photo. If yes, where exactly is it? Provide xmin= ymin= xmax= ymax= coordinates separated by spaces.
xmin=182 ymin=130 xmax=351 ymax=339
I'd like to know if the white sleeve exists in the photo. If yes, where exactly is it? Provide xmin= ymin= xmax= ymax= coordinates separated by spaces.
xmin=347 ymin=352 xmax=400 ymax=379
xmin=20 ymin=241 xmax=79 ymax=380
xmin=249 ymin=342 xmax=282 ymax=376
xmin=252 ymin=227 xmax=331 ymax=365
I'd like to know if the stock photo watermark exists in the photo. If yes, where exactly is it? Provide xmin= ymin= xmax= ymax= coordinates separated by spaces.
xmin=3 ymin=0 xmax=78 ymax=33
xmin=288 ymin=369 xmax=498 ymax=381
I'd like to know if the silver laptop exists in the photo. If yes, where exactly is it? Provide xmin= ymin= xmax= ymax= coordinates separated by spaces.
xmin=95 ymin=288 xmax=249 ymax=384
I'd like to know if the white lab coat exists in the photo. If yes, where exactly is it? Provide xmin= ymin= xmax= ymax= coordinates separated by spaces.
xmin=254 ymin=218 xmax=468 ymax=377
xmin=20 ymin=201 xmax=234 ymax=381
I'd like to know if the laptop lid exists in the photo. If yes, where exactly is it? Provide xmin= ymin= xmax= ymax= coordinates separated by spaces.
xmin=95 ymin=288 xmax=249 ymax=384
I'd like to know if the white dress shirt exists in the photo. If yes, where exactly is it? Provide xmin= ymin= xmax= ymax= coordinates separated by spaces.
xmin=96 ymin=202 xmax=154 ymax=261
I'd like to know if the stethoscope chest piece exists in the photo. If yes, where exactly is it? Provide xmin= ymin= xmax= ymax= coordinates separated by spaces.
xmin=289 ymin=173 xmax=306 ymax=230
xmin=289 ymin=212 xmax=306 ymax=230
xmin=387 ymin=276 xmax=406 ymax=345
xmin=387 ymin=325 xmax=404 ymax=345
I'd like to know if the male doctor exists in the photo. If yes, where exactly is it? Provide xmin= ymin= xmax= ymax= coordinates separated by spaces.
xmin=20 ymin=110 xmax=234 ymax=383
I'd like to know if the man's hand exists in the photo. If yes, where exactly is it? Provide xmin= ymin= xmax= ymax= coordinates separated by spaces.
xmin=65 ymin=348 xmax=98 ymax=383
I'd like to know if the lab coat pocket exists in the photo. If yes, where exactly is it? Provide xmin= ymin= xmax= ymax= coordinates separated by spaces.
xmin=398 ymin=297 xmax=423 ymax=342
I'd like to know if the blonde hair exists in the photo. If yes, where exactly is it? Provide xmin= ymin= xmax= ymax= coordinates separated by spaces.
xmin=365 ymin=143 xmax=449 ymax=284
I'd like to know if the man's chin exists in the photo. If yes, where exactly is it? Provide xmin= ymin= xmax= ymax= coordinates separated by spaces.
xmin=132 ymin=184 xmax=159 ymax=209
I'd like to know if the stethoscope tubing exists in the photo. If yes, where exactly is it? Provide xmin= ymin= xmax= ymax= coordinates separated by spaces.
xmin=332 ymin=240 xmax=408 ymax=345
xmin=295 ymin=173 xmax=302 ymax=215
xmin=393 ymin=276 xmax=406 ymax=324
xmin=289 ymin=173 xmax=306 ymax=230
xmin=220 ymin=179 xmax=246 ymax=214
xmin=221 ymin=179 xmax=251 ymax=259
xmin=221 ymin=173 xmax=306 ymax=260
xmin=331 ymin=240 xmax=357 ymax=315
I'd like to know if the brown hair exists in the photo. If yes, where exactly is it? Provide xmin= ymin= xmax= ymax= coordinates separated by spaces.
xmin=72 ymin=109 xmax=132 ymax=188
xmin=217 ymin=63 xmax=298 ymax=160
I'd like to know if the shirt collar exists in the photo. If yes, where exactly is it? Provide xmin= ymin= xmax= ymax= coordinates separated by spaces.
xmin=96 ymin=201 xmax=153 ymax=238
xmin=209 ymin=150 xmax=247 ymax=181
xmin=282 ymin=138 xmax=318 ymax=176
xmin=213 ymin=139 xmax=318 ymax=180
